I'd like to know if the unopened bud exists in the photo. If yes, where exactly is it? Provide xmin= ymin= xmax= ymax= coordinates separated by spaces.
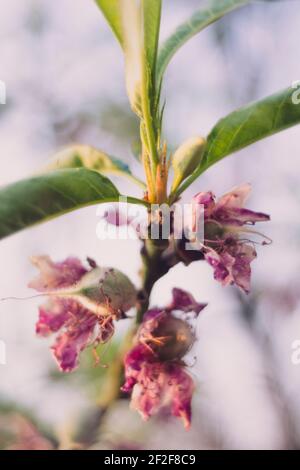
xmin=55 ymin=267 xmax=137 ymax=316
xmin=171 ymin=137 xmax=206 ymax=192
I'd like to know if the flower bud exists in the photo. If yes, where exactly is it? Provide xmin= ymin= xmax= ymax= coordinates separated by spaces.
xmin=78 ymin=267 xmax=136 ymax=314
xmin=171 ymin=136 xmax=206 ymax=192
xmin=57 ymin=267 xmax=137 ymax=316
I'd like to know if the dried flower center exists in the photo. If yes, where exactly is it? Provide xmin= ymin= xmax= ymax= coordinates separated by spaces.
xmin=150 ymin=316 xmax=195 ymax=362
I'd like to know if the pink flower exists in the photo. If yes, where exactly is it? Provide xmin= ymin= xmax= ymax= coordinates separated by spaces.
xmin=122 ymin=288 xmax=206 ymax=429
xmin=29 ymin=256 xmax=136 ymax=372
xmin=191 ymin=184 xmax=270 ymax=293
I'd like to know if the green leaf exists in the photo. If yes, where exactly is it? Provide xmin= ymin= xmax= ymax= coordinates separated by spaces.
xmin=202 ymin=86 xmax=300 ymax=169
xmin=41 ymin=145 xmax=146 ymax=188
xmin=175 ymin=86 xmax=300 ymax=196
xmin=94 ymin=0 xmax=124 ymax=45
xmin=157 ymin=0 xmax=250 ymax=86
xmin=95 ymin=1 xmax=161 ymax=177
xmin=0 ymin=168 xmax=147 ymax=240
xmin=142 ymin=0 xmax=162 ymax=82
xmin=122 ymin=0 xmax=162 ymax=120
xmin=95 ymin=0 xmax=162 ymax=117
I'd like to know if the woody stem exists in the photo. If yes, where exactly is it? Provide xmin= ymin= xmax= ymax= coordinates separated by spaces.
xmin=136 ymin=237 xmax=176 ymax=324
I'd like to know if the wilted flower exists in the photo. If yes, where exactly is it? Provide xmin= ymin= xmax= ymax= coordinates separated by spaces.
xmin=29 ymin=256 xmax=136 ymax=372
xmin=121 ymin=288 xmax=206 ymax=429
xmin=191 ymin=184 xmax=270 ymax=293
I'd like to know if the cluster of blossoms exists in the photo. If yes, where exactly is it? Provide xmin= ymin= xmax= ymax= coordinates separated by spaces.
xmin=29 ymin=184 xmax=270 ymax=428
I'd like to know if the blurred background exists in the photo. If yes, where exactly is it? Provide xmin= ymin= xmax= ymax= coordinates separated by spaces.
xmin=0 ymin=0 xmax=299 ymax=450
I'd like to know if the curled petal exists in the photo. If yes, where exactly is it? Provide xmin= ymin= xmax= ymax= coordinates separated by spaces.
xmin=36 ymin=300 xmax=70 ymax=336
xmin=193 ymin=184 xmax=270 ymax=228
xmin=51 ymin=307 xmax=97 ymax=372
xmin=52 ymin=331 xmax=91 ymax=372
xmin=212 ymin=184 xmax=270 ymax=227
xmin=129 ymin=362 xmax=165 ymax=421
xmin=35 ymin=298 xmax=117 ymax=372
xmin=214 ymin=207 xmax=270 ymax=226
xmin=29 ymin=256 xmax=87 ymax=292
xmin=170 ymin=288 xmax=207 ymax=315
xmin=204 ymin=249 xmax=234 ymax=286
xmin=231 ymin=244 xmax=256 ymax=294
xmin=122 ymin=351 xmax=194 ymax=429
xmin=169 ymin=365 xmax=194 ymax=429
xmin=192 ymin=191 xmax=215 ymax=218
xmin=205 ymin=242 xmax=256 ymax=294
xmin=217 ymin=183 xmax=252 ymax=209
xmin=143 ymin=308 xmax=164 ymax=322
xmin=122 ymin=344 xmax=153 ymax=392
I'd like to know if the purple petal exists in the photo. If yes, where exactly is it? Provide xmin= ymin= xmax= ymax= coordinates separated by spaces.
xmin=205 ymin=249 xmax=234 ymax=285
xmin=36 ymin=300 xmax=70 ymax=336
xmin=217 ymin=184 xmax=251 ymax=209
xmin=121 ymin=344 xmax=154 ymax=393
xmin=143 ymin=308 xmax=164 ymax=321
xmin=29 ymin=256 xmax=87 ymax=292
xmin=231 ymin=244 xmax=256 ymax=294
xmin=214 ymin=207 xmax=270 ymax=226
xmin=170 ymin=288 xmax=207 ymax=315
xmin=129 ymin=362 xmax=163 ymax=420
xmin=168 ymin=364 xmax=194 ymax=429
xmin=52 ymin=310 xmax=97 ymax=372
xmin=122 ymin=351 xmax=194 ymax=428
xmin=205 ymin=242 xmax=257 ymax=294
xmin=192 ymin=191 xmax=215 ymax=219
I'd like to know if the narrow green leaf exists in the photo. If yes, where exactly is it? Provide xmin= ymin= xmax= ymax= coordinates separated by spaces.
xmin=95 ymin=0 xmax=161 ymax=117
xmin=94 ymin=0 xmax=124 ymax=45
xmin=95 ymin=0 xmax=162 ymax=178
xmin=157 ymin=0 xmax=250 ymax=85
xmin=41 ymin=145 xmax=146 ymax=189
xmin=142 ymin=0 xmax=162 ymax=81
xmin=121 ymin=0 xmax=145 ymax=116
xmin=121 ymin=0 xmax=161 ymax=118
xmin=176 ymin=86 xmax=300 ymax=196
xmin=0 ymin=168 xmax=146 ymax=240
